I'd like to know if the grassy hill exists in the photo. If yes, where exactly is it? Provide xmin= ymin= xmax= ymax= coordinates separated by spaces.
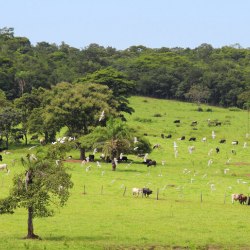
xmin=0 ymin=96 xmax=249 ymax=250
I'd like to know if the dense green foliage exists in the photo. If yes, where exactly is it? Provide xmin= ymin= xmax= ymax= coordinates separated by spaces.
xmin=1 ymin=27 xmax=250 ymax=108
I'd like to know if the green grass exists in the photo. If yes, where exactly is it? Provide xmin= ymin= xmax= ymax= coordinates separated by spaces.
xmin=0 ymin=96 xmax=250 ymax=250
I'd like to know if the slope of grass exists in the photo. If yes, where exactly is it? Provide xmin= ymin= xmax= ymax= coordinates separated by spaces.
xmin=0 ymin=96 xmax=249 ymax=250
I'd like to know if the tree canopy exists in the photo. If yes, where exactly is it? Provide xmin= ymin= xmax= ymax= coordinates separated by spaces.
xmin=0 ymin=148 xmax=73 ymax=239
xmin=1 ymin=28 xmax=250 ymax=108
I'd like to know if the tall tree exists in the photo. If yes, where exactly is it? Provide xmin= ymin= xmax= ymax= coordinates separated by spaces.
xmin=76 ymin=67 xmax=135 ymax=114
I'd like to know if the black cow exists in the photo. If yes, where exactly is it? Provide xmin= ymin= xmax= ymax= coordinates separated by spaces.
xmin=147 ymin=160 xmax=156 ymax=167
xmin=161 ymin=134 xmax=165 ymax=139
xmin=238 ymin=194 xmax=247 ymax=205
xmin=0 ymin=155 xmax=2 ymax=161
xmin=144 ymin=133 xmax=148 ymax=136
xmin=166 ymin=134 xmax=172 ymax=138
xmin=143 ymin=159 xmax=152 ymax=164
xmin=180 ymin=136 xmax=185 ymax=140
xmin=142 ymin=188 xmax=153 ymax=197
xmin=215 ymin=122 xmax=221 ymax=126
xmin=174 ymin=120 xmax=180 ymax=123
xmin=247 ymin=197 xmax=250 ymax=206
xmin=189 ymin=137 xmax=196 ymax=141
xmin=215 ymin=147 xmax=220 ymax=153
xmin=88 ymin=154 xmax=95 ymax=162
xmin=219 ymin=139 xmax=226 ymax=143
xmin=119 ymin=156 xmax=128 ymax=162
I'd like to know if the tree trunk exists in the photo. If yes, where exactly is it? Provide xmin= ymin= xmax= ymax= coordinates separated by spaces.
xmin=111 ymin=159 xmax=116 ymax=171
xmin=24 ymin=133 xmax=28 ymax=146
xmin=25 ymin=207 xmax=40 ymax=239
xmin=5 ymin=135 xmax=9 ymax=149
xmin=79 ymin=147 xmax=85 ymax=160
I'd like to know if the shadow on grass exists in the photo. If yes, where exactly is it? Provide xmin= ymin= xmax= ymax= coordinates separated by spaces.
xmin=43 ymin=235 xmax=112 ymax=241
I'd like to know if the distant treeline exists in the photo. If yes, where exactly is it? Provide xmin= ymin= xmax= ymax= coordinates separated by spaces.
xmin=0 ymin=27 xmax=250 ymax=107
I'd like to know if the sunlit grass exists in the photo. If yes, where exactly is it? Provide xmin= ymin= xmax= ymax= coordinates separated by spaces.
xmin=0 ymin=96 xmax=249 ymax=249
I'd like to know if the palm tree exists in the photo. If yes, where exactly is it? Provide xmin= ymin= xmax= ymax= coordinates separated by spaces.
xmin=101 ymin=119 xmax=131 ymax=170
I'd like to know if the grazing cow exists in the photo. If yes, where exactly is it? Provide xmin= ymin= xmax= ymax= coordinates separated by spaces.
xmin=144 ymin=133 xmax=148 ymax=136
xmin=220 ymin=139 xmax=226 ymax=144
xmin=143 ymin=158 xmax=152 ymax=164
xmin=147 ymin=160 xmax=156 ymax=167
xmin=142 ymin=188 xmax=153 ymax=197
xmin=0 ymin=163 xmax=8 ymax=172
xmin=161 ymin=134 xmax=165 ymax=139
xmin=88 ymin=154 xmax=95 ymax=162
xmin=215 ymin=122 xmax=221 ymax=126
xmin=132 ymin=187 xmax=142 ymax=197
xmin=232 ymin=194 xmax=243 ymax=203
xmin=174 ymin=120 xmax=180 ymax=123
xmin=215 ymin=147 xmax=220 ymax=153
xmin=189 ymin=137 xmax=196 ymax=141
xmin=191 ymin=121 xmax=198 ymax=126
xmin=166 ymin=134 xmax=172 ymax=139
xmin=247 ymin=197 xmax=250 ymax=205
xmin=232 ymin=141 xmax=239 ymax=145
xmin=0 ymin=155 xmax=2 ymax=161
xmin=180 ymin=136 xmax=185 ymax=140
xmin=119 ymin=156 xmax=128 ymax=162
xmin=238 ymin=194 xmax=248 ymax=205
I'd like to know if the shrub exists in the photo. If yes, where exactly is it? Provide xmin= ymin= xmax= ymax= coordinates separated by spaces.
xmin=134 ymin=117 xmax=152 ymax=123
xmin=206 ymin=108 xmax=213 ymax=112
xmin=197 ymin=107 xmax=203 ymax=112
xmin=229 ymin=107 xmax=241 ymax=111
xmin=153 ymin=113 xmax=162 ymax=117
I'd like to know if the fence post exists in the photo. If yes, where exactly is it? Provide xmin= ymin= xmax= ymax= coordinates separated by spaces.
xmin=156 ymin=188 xmax=159 ymax=200
xmin=123 ymin=186 xmax=127 ymax=196
xmin=101 ymin=185 xmax=103 ymax=195
xmin=200 ymin=192 xmax=203 ymax=203
xmin=83 ymin=185 xmax=86 ymax=195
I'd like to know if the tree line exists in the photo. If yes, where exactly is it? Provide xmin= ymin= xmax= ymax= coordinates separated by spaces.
xmin=0 ymin=27 xmax=249 ymax=108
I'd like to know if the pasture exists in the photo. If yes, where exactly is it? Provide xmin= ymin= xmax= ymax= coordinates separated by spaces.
xmin=0 ymin=96 xmax=250 ymax=250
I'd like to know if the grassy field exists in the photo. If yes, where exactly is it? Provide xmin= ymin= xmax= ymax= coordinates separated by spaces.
xmin=0 ymin=96 xmax=250 ymax=250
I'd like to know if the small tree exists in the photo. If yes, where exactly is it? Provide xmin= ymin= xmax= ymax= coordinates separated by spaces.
xmin=184 ymin=85 xmax=211 ymax=106
xmin=0 ymin=148 xmax=73 ymax=239
xmin=0 ymin=106 xmax=21 ymax=149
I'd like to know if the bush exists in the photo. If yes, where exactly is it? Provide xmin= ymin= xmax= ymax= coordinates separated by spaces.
xmin=197 ymin=107 xmax=203 ymax=112
xmin=229 ymin=107 xmax=241 ymax=111
xmin=206 ymin=108 xmax=213 ymax=112
xmin=153 ymin=113 xmax=162 ymax=117
xmin=134 ymin=117 xmax=152 ymax=123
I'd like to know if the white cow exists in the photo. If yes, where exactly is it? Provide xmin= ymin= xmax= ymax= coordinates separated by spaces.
xmin=0 ymin=163 xmax=8 ymax=172
xmin=132 ymin=187 xmax=142 ymax=197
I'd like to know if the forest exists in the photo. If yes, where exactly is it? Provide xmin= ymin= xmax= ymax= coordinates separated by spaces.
xmin=0 ymin=27 xmax=250 ymax=108
xmin=1 ymin=26 xmax=250 ymax=148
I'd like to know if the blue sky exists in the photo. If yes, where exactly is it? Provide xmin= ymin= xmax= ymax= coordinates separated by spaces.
xmin=1 ymin=0 xmax=250 ymax=50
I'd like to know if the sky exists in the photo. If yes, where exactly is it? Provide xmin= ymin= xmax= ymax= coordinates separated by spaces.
xmin=1 ymin=0 xmax=250 ymax=50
